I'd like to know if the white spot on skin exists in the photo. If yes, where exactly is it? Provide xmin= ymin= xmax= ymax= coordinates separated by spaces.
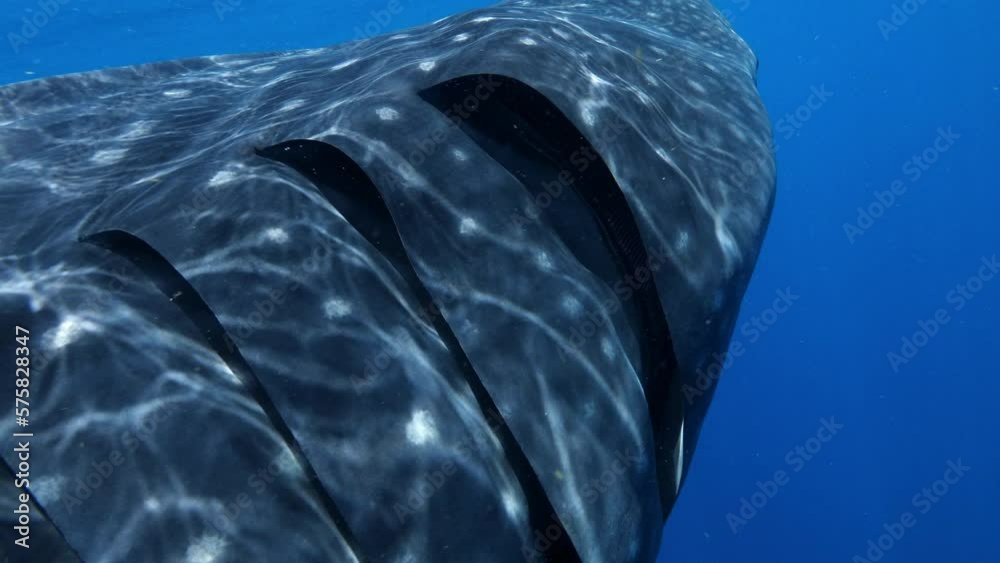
xmin=163 ymin=89 xmax=191 ymax=98
xmin=501 ymin=490 xmax=523 ymax=521
xmin=535 ymin=252 xmax=553 ymax=270
xmin=29 ymin=476 xmax=64 ymax=502
xmin=405 ymin=410 xmax=438 ymax=446
xmin=715 ymin=218 xmax=739 ymax=260
xmin=209 ymin=170 xmax=236 ymax=187
xmin=453 ymin=33 xmax=471 ymax=42
xmin=561 ymin=295 xmax=582 ymax=316
xmin=331 ymin=58 xmax=358 ymax=71
xmin=144 ymin=498 xmax=162 ymax=512
xmin=459 ymin=217 xmax=478 ymax=235
xmin=185 ymin=534 xmax=227 ymax=563
xmin=376 ymin=107 xmax=400 ymax=121
xmin=519 ymin=37 xmax=538 ymax=46
xmin=472 ymin=16 xmax=495 ymax=23
xmin=452 ymin=148 xmax=468 ymax=162
xmin=264 ymin=228 xmax=289 ymax=244
xmin=91 ymin=149 xmax=127 ymax=165
xmin=587 ymin=71 xmax=611 ymax=87
xmin=676 ymin=230 xmax=690 ymax=252
xmin=121 ymin=120 xmax=153 ymax=140
xmin=324 ymin=298 xmax=352 ymax=319
xmin=419 ymin=60 xmax=437 ymax=72
xmin=601 ymin=337 xmax=615 ymax=359
xmin=728 ymin=123 xmax=748 ymax=142
xmin=687 ymin=79 xmax=707 ymax=94
xmin=280 ymin=99 xmax=305 ymax=112
xmin=47 ymin=316 xmax=98 ymax=350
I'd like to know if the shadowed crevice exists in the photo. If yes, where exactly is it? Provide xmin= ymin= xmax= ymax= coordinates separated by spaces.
xmin=255 ymin=139 xmax=583 ymax=563
xmin=419 ymin=74 xmax=683 ymax=517
xmin=79 ymin=229 xmax=367 ymax=562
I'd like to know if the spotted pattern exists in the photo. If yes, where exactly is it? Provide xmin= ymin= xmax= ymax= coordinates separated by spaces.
xmin=0 ymin=1 xmax=774 ymax=563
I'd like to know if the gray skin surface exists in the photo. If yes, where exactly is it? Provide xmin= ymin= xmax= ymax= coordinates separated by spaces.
xmin=0 ymin=0 xmax=775 ymax=562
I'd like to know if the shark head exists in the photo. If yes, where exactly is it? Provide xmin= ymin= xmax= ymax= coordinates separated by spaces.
xmin=0 ymin=1 xmax=774 ymax=562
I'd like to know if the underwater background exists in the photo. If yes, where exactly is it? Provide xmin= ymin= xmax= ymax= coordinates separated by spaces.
xmin=0 ymin=1 xmax=996 ymax=562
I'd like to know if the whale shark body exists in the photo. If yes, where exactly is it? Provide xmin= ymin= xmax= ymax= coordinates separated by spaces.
xmin=0 ymin=0 xmax=775 ymax=561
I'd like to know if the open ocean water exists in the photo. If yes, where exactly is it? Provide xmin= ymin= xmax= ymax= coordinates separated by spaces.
xmin=0 ymin=1 xmax=996 ymax=562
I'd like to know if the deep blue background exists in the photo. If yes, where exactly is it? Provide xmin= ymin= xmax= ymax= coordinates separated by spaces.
xmin=1 ymin=1 xmax=996 ymax=562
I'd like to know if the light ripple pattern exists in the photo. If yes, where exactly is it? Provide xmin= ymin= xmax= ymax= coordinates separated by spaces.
xmin=0 ymin=1 xmax=775 ymax=562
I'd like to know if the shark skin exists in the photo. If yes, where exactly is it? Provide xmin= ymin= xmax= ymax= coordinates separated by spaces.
xmin=0 ymin=1 xmax=775 ymax=562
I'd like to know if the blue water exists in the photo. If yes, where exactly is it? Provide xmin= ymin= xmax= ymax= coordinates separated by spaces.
xmin=2 ymin=1 xmax=997 ymax=562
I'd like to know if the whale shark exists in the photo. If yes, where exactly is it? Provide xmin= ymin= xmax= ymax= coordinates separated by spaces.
xmin=0 ymin=0 xmax=775 ymax=561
